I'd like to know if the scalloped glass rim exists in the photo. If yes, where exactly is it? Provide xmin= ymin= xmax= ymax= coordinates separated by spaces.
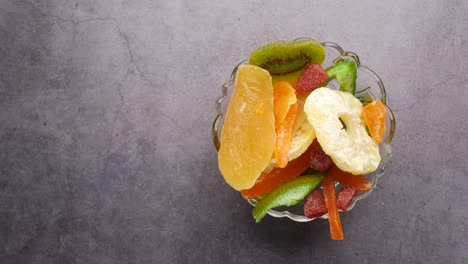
xmin=212 ymin=38 xmax=396 ymax=222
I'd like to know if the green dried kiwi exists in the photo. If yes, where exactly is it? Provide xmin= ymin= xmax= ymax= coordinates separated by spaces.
xmin=252 ymin=174 xmax=324 ymax=222
xmin=248 ymin=40 xmax=326 ymax=76
xmin=271 ymin=67 xmax=306 ymax=84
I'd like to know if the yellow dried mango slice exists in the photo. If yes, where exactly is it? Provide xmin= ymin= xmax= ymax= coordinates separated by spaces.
xmin=218 ymin=65 xmax=276 ymax=190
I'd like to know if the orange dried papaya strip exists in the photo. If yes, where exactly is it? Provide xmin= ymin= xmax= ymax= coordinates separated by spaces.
xmin=323 ymin=174 xmax=343 ymax=240
xmin=273 ymin=82 xmax=296 ymax=128
xmin=241 ymin=145 xmax=312 ymax=199
xmin=275 ymin=103 xmax=297 ymax=168
xmin=329 ymin=166 xmax=372 ymax=192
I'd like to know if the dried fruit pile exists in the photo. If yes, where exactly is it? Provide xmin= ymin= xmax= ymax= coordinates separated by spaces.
xmin=218 ymin=39 xmax=387 ymax=240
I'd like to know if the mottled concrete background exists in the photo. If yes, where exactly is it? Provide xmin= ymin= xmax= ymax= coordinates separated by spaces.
xmin=1 ymin=0 xmax=467 ymax=263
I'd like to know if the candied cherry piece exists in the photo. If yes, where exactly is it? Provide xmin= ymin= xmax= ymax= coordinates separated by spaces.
xmin=309 ymin=139 xmax=333 ymax=171
xmin=304 ymin=189 xmax=328 ymax=218
xmin=295 ymin=63 xmax=328 ymax=93
xmin=337 ymin=185 xmax=358 ymax=211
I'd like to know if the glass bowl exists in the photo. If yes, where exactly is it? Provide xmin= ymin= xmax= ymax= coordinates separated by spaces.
xmin=212 ymin=38 xmax=396 ymax=222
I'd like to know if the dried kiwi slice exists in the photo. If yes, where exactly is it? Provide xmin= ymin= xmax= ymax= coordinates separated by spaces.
xmin=248 ymin=40 xmax=326 ymax=75
xmin=271 ymin=68 xmax=305 ymax=83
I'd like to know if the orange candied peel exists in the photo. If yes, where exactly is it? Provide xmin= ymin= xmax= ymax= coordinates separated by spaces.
xmin=328 ymin=165 xmax=372 ymax=192
xmin=241 ymin=144 xmax=313 ymax=199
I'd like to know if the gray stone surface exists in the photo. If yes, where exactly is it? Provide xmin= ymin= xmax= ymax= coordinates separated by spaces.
xmin=1 ymin=0 xmax=467 ymax=263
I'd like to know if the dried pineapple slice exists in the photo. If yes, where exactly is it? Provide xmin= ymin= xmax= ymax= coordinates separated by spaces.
xmin=304 ymin=87 xmax=380 ymax=174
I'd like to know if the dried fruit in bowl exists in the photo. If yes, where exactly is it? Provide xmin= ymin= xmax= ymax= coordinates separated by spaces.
xmin=216 ymin=39 xmax=392 ymax=240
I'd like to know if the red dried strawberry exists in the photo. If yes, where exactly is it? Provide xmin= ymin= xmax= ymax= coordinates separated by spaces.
xmin=337 ymin=185 xmax=358 ymax=211
xmin=304 ymin=189 xmax=328 ymax=218
xmin=310 ymin=140 xmax=333 ymax=171
xmin=295 ymin=63 xmax=328 ymax=93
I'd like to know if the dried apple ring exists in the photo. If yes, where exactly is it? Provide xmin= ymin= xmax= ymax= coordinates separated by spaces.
xmin=304 ymin=87 xmax=380 ymax=175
